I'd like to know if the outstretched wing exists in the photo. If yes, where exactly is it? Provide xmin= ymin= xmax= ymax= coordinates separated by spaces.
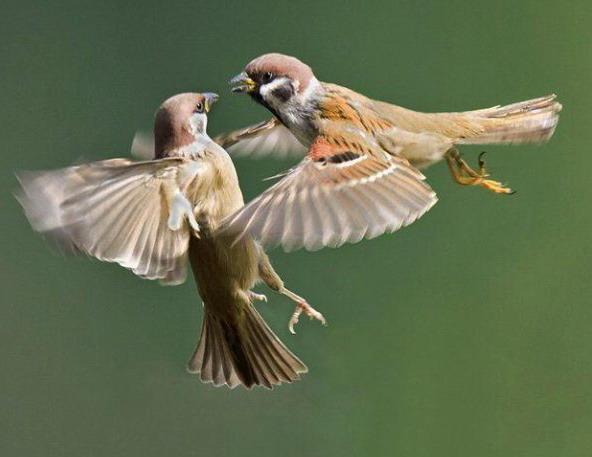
xmin=130 ymin=131 xmax=155 ymax=160
xmin=221 ymin=138 xmax=437 ymax=252
xmin=131 ymin=118 xmax=306 ymax=161
xmin=214 ymin=117 xmax=307 ymax=159
xmin=16 ymin=157 xmax=200 ymax=284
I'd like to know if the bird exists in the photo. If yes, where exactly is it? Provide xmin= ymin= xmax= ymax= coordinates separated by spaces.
xmin=15 ymin=92 xmax=327 ymax=389
xmin=216 ymin=53 xmax=561 ymax=252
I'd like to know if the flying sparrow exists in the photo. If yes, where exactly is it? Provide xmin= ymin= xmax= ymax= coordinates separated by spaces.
xmin=218 ymin=53 xmax=561 ymax=251
xmin=16 ymin=92 xmax=326 ymax=389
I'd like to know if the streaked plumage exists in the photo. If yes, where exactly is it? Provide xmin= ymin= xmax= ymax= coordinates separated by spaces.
xmin=222 ymin=138 xmax=436 ymax=252
xmin=16 ymin=92 xmax=317 ymax=389
xmin=221 ymin=53 xmax=561 ymax=250
xmin=17 ymin=158 xmax=191 ymax=283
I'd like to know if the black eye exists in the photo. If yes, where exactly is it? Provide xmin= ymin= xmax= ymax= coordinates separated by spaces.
xmin=262 ymin=72 xmax=274 ymax=83
xmin=194 ymin=102 xmax=204 ymax=113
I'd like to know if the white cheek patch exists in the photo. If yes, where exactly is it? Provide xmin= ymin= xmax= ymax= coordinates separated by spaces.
xmin=297 ymin=77 xmax=320 ymax=104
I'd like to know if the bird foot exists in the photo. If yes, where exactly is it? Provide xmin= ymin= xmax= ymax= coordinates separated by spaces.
xmin=474 ymin=177 xmax=514 ymax=194
xmin=249 ymin=291 xmax=268 ymax=303
xmin=288 ymin=299 xmax=327 ymax=335
xmin=446 ymin=150 xmax=514 ymax=195
xmin=167 ymin=190 xmax=201 ymax=233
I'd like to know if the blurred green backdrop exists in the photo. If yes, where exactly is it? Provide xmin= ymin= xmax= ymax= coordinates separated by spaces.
xmin=2 ymin=1 xmax=591 ymax=456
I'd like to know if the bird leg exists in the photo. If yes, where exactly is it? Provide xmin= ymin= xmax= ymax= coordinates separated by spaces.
xmin=257 ymin=252 xmax=327 ymax=334
xmin=445 ymin=149 xmax=514 ymax=194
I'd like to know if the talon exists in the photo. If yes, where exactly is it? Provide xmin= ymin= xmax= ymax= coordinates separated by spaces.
xmin=279 ymin=287 xmax=326 ymax=334
xmin=479 ymin=178 xmax=514 ymax=194
xmin=446 ymin=149 xmax=512 ymax=195
xmin=288 ymin=308 xmax=302 ymax=334
xmin=187 ymin=213 xmax=200 ymax=233
xmin=168 ymin=191 xmax=200 ymax=233
xmin=249 ymin=292 xmax=267 ymax=303
xmin=478 ymin=151 xmax=487 ymax=169
xmin=288 ymin=300 xmax=326 ymax=334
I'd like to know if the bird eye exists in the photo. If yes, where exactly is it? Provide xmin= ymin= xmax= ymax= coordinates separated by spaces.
xmin=262 ymin=72 xmax=274 ymax=83
xmin=194 ymin=103 xmax=204 ymax=113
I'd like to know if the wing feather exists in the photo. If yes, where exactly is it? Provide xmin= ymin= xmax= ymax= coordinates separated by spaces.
xmin=215 ymin=118 xmax=307 ymax=159
xmin=16 ymin=157 xmax=197 ymax=282
xmin=222 ymin=141 xmax=437 ymax=251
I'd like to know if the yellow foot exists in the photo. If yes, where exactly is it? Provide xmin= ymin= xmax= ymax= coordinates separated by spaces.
xmin=446 ymin=150 xmax=515 ymax=195
xmin=477 ymin=177 xmax=514 ymax=194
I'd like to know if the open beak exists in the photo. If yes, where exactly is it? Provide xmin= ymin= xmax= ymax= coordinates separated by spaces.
xmin=203 ymin=92 xmax=219 ymax=113
xmin=230 ymin=72 xmax=256 ymax=93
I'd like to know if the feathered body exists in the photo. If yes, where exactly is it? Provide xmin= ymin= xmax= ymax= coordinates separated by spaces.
xmin=181 ymin=143 xmax=307 ymax=388
xmin=17 ymin=92 xmax=309 ymax=389
xmin=250 ymin=79 xmax=561 ymax=170
xmin=219 ymin=53 xmax=561 ymax=251
xmin=228 ymin=54 xmax=561 ymax=168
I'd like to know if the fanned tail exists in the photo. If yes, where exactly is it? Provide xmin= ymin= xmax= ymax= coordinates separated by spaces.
xmin=187 ymin=303 xmax=307 ymax=389
xmin=458 ymin=94 xmax=562 ymax=145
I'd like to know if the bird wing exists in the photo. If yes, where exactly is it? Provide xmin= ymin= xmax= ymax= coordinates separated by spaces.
xmin=130 ymin=130 xmax=155 ymax=160
xmin=214 ymin=117 xmax=307 ymax=159
xmin=16 ymin=157 xmax=207 ymax=284
xmin=221 ymin=138 xmax=437 ymax=252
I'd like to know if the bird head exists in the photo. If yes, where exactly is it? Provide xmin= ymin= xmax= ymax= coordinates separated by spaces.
xmin=230 ymin=53 xmax=318 ymax=113
xmin=153 ymin=92 xmax=219 ymax=158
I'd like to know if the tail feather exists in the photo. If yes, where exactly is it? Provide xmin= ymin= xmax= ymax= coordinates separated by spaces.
xmin=458 ymin=94 xmax=562 ymax=145
xmin=187 ymin=303 xmax=307 ymax=389
xmin=244 ymin=313 xmax=300 ymax=383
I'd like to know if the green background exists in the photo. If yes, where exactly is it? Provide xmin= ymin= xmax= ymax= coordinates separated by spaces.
xmin=2 ymin=1 xmax=591 ymax=456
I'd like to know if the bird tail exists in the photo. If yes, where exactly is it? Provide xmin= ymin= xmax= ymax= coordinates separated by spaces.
xmin=457 ymin=94 xmax=562 ymax=145
xmin=187 ymin=303 xmax=308 ymax=389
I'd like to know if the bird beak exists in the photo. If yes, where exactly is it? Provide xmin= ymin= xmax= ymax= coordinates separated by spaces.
xmin=230 ymin=72 xmax=256 ymax=93
xmin=203 ymin=92 xmax=219 ymax=113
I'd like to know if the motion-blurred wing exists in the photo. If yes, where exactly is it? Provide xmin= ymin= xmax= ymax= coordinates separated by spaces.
xmin=130 ymin=131 xmax=155 ymax=160
xmin=215 ymin=117 xmax=307 ymax=159
xmin=16 ymin=158 xmax=195 ymax=283
xmin=222 ymin=140 xmax=437 ymax=252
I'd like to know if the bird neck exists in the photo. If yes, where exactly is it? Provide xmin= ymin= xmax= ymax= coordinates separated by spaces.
xmin=271 ymin=78 xmax=323 ymax=134
xmin=162 ymin=133 xmax=212 ymax=159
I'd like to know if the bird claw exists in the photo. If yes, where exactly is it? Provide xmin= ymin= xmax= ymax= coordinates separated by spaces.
xmin=478 ymin=178 xmax=514 ymax=194
xmin=478 ymin=151 xmax=487 ymax=169
xmin=168 ymin=191 xmax=200 ymax=233
xmin=249 ymin=292 xmax=268 ymax=303
xmin=446 ymin=149 xmax=514 ymax=195
xmin=288 ymin=300 xmax=327 ymax=334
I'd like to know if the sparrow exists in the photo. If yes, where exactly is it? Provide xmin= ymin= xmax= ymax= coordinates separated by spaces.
xmin=16 ymin=92 xmax=327 ymax=389
xmin=217 ymin=53 xmax=561 ymax=252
